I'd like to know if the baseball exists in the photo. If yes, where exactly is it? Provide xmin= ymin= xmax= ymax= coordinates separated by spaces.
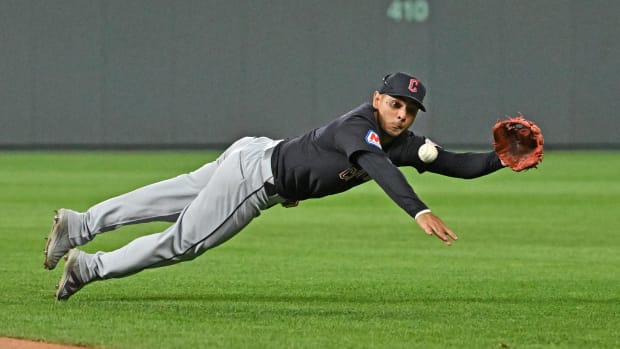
xmin=418 ymin=143 xmax=438 ymax=163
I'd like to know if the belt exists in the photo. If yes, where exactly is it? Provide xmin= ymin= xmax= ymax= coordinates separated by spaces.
xmin=264 ymin=181 xmax=299 ymax=208
xmin=264 ymin=181 xmax=277 ymax=196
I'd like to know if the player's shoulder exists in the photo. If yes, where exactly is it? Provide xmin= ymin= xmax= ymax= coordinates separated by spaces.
xmin=397 ymin=129 xmax=425 ymax=142
xmin=391 ymin=130 xmax=427 ymax=150
xmin=345 ymin=102 xmax=374 ymax=117
xmin=336 ymin=103 xmax=376 ymax=127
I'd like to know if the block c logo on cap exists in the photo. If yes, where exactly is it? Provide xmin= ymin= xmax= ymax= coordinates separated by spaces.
xmin=408 ymin=78 xmax=419 ymax=93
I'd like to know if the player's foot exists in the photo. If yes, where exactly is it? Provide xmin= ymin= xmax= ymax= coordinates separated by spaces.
xmin=56 ymin=249 xmax=90 ymax=301
xmin=43 ymin=209 xmax=76 ymax=270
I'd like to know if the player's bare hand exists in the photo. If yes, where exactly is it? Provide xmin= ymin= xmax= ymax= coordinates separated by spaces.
xmin=415 ymin=211 xmax=458 ymax=246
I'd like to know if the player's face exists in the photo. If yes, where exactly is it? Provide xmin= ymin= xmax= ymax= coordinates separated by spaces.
xmin=372 ymin=92 xmax=418 ymax=138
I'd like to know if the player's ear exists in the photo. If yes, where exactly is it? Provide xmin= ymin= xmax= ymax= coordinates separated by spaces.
xmin=372 ymin=91 xmax=382 ymax=109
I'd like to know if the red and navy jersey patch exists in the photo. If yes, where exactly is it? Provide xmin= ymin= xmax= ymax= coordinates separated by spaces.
xmin=365 ymin=130 xmax=382 ymax=149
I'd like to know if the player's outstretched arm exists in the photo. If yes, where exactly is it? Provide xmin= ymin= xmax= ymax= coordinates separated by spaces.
xmin=426 ymin=150 xmax=504 ymax=179
xmin=355 ymin=151 xmax=456 ymax=246
xmin=414 ymin=211 xmax=458 ymax=246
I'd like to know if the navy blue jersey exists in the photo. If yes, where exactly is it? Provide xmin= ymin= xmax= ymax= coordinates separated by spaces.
xmin=271 ymin=103 xmax=430 ymax=201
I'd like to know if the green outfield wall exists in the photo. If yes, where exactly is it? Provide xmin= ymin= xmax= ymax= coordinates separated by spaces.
xmin=1 ymin=1 xmax=618 ymax=149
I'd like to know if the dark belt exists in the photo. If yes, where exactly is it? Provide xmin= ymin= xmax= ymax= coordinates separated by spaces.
xmin=264 ymin=181 xmax=299 ymax=208
xmin=264 ymin=181 xmax=277 ymax=196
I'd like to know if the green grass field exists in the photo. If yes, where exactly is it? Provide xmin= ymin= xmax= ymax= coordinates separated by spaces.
xmin=0 ymin=151 xmax=618 ymax=349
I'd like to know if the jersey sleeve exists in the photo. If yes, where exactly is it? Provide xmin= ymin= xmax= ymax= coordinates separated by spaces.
xmin=388 ymin=132 xmax=504 ymax=178
xmin=426 ymin=150 xmax=504 ymax=178
xmin=333 ymin=115 xmax=386 ymax=160
xmin=353 ymin=151 xmax=429 ymax=219
xmin=386 ymin=132 xmax=432 ymax=172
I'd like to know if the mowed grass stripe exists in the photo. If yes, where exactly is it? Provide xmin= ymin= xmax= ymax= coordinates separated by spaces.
xmin=0 ymin=151 xmax=618 ymax=348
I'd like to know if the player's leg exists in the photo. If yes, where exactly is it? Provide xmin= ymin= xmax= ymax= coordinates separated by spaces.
xmin=44 ymin=138 xmax=255 ymax=270
xmin=55 ymin=138 xmax=283 ymax=300
xmin=43 ymin=161 xmax=217 ymax=270
xmin=76 ymin=165 xmax=217 ymax=242
xmin=73 ymin=137 xmax=256 ymax=244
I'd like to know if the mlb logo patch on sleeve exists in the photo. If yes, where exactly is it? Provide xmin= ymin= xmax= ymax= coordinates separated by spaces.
xmin=365 ymin=130 xmax=382 ymax=149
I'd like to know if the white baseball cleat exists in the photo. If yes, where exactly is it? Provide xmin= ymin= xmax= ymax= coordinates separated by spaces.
xmin=56 ymin=249 xmax=89 ymax=301
xmin=43 ymin=209 xmax=75 ymax=270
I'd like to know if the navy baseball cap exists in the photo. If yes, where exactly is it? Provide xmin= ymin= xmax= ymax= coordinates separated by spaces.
xmin=379 ymin=72 xmax=427 ymax=112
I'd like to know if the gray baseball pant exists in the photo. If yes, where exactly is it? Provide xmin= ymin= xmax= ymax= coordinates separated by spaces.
xmin=68 ymin=137 xmax=284 ymax=281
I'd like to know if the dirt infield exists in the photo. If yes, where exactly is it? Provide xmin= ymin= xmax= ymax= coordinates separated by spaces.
xmin=0 ymin=338 xmax=90 ymax=349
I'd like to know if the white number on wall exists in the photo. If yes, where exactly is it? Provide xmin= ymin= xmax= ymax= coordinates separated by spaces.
xmin=387 ymin=0 xmax=429 ymax=23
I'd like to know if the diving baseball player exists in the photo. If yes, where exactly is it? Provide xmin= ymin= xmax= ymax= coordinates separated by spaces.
xmin=44 ymin=72 xmax=505 ymax=300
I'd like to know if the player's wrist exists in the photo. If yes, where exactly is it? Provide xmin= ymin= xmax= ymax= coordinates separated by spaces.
xmin=414 ymin=209 xmax=431 ymax=220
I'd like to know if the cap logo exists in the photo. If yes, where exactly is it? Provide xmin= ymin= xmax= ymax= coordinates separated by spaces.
xmin=365 ymin=130 xmax=382 ymax=149
xmin=408 ymin=78 xmax=419 ymax=93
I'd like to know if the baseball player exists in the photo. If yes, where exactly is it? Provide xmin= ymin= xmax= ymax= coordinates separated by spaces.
xmin=44 ymin=72 xmax=505 ymax=300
